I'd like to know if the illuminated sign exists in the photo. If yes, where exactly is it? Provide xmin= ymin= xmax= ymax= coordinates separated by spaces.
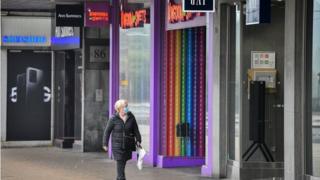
xmin=121 ymin=9 xmax=150 ymax=29
xmin=88 ymin=11 xmax=108 ymax=22
xmin=2 ymin=36 xmax=47 ymax=43
xmin=182 ymin=0 xmax=215 ymax=12
xmin=168 ymin=3 xmax=205 ymax=24
xmin=51 ymin=36 xmax=80 ymax=45
xmin=85 ymin=2 xmax=110 ymax=27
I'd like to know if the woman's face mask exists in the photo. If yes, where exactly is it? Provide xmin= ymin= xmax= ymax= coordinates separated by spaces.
xmin=124 ymin=107 xmax=129 ymax=114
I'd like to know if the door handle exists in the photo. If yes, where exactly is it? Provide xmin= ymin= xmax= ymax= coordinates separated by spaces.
xmin=272 ymin=104 xmax=284 ymax=108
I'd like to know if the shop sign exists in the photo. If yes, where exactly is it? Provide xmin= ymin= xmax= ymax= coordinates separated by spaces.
xmin=251 ymin=51 xmax=275 ymax=69
xmin=121 ymin=9 xmax=150 ymax=29
xmin=85 ymin=2 xmax=110 ymax=27
xmin=1 ymin=16 xmax=52 ymax=47
xmin=56 ymin=4 xmax=84 ymax=27
xmin=246 ymin=0 xmax=270 ymax=25
xmin=168 ymin=3 xmax=204 ymax=24
xmin=55 ymin=27 xmax=74 ymax=37
xmin=2 ymin=35 xmax=47 ymax=44
xmin=182 ymin=0 xmax=215 ymax=12
xmin=52 ymin=26 xmax=80 ymax=50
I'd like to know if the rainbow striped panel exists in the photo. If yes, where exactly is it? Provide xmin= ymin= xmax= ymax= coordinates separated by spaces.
xmin=162 ymin=26 xmax=206 ymax=157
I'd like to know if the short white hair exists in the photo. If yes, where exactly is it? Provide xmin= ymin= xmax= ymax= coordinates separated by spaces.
xmin=114 ymin=99 xmax=127 ymax=112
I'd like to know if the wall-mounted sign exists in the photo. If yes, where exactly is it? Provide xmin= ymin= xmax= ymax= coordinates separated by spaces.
xmin=2 ymin=36 xmax=47 ymax=44
xmin=168 ymin=3 xmax=205 ymax=24
xmin=251 ymin=51 xmax=275 ymax=69
xmin=56 ymin=4 xmax=84 ymax=27
xmin=55 ymin=27 xmax=74 ymax=37
xmin=89 ymin=46 xmax=108 ymax=62
xmin=121 ymin=9 xmax=150 ymax=29
xmin=246 ymin=0 xmax=270 ymax=25
xmin=85 ymin=2 xmax=110 ymax=27
xmin=182 ymin=0 xmax=215 ymax=12
xmin=52 ymin=26 xmax=80 ymax=50
xmin=95 ymin=89 xmax=103 ymax=102
xmin=1 ymin=16 xmax=51 ymax=47
xmin=51 ymin=36 xmax=80 ymax=50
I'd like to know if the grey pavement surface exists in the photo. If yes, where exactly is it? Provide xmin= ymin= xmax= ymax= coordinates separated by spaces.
xmin=1 ymin=147 xmax=216 ymax=180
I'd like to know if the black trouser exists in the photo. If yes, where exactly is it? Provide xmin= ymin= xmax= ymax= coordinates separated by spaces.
xmin=116 ymin=160 xmax=127 ymax=180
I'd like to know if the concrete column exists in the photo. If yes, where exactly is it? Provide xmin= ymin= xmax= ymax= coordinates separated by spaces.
xmin=202 ymin=3 xmax=228 ymax=178
xmin=284 ymin=0 xmax=306 ymax=179
xmin=201 ymin=12 xmax=216 ymax=177
xmin=1 ymin=49 xmax=7 ymax=142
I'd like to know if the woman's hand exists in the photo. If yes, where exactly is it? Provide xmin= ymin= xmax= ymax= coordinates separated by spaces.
xmin=102 ymin=146 xmax=108 ymax=152
xmin=136 ymin=141 xmax=141 ymax=148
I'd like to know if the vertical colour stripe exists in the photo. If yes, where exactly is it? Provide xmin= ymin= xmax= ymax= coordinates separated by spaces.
xmin=186 ymin=28 xmax=193 ymax=157
xmin=180 ymin=29 xmax=186 ymax=156
xmin=170 ymin=30 xmax=176 ymax=156
xmin=161 ymin=29 xmax=168 ymax=155
xmin=174 ymin=30 xmax=181 ymax=156
xmin=166 ymin=31 xmax=172 ymax=156
xmin=193 ymin=27 xmax=198 ymax=156
xmin=198 ymin=26 xmax=206 ymax=156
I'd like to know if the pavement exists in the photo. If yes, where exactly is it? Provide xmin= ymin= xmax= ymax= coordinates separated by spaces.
xmin=1 ymin=147 xmax=215 ymax=180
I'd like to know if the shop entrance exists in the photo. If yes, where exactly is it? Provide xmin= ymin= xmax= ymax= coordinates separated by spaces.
xmin=54 ymin=50 xmax=81 ymax=148
xmin=225 ymin=1 xmax=285 ymax=179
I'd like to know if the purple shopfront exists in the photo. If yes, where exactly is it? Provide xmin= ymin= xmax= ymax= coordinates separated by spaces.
xmin=107 ymin=0 xmax=216 ymax=177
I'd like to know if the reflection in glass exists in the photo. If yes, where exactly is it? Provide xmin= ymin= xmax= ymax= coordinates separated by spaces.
xmin=228 ymin=7 xmax=241 ymax=161
xmin=119 ymin=25 xmax=151 ymax=151
xmin=311 ymin=0 xmax=320 ymax=176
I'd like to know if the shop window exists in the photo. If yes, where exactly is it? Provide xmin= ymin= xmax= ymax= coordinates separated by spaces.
xmin=119 ymin=2 xmax=151 ymax=151
xmin=307 ymin=0 xmax=320 ymax=177
xmin=228 ymin=6 xmax=241 ymax=161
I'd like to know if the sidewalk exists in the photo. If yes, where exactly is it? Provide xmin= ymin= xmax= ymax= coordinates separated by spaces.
xmin=1 ymin=147 xmax=214 ymax=180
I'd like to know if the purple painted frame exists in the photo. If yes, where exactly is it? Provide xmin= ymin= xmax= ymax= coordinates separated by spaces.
xmin=108 ymin=0 xmax=214 ymax=171
xmin=148 ymin=0 xmax=162 ymax=166
xmin=155 ymin=0 xmax=207 ymax=168
xmin=201 ymin=14 xmax=214 ymax=176
xmin=108 ymin=0 xmax=120 ymax=158
xmin=107 ymin=0 xmax=160 ymax=165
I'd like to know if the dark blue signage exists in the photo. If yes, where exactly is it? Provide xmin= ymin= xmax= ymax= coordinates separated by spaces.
xmin=2 ymin=36 xmax=47 ymax=44
xmin=182 ymin=0 xmax=214 ymax=12
xmin=246 ymin=0 xmax=271 ymax=25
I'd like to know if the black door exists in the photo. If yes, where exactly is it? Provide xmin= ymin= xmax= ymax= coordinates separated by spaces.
xmin=74 ymin=50 xmax=82 ymax=141
xmin=7 ymin=50 xmax=52 ymax=141
xmin=54 ymin=50 xmax=75 ymax=148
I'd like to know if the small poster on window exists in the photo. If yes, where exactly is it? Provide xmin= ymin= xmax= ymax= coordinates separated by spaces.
xmin=251 ymin=51 xmax=275 ymax=69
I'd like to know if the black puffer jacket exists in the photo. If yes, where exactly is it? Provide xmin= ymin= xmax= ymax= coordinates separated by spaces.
xmin=104 ymin=112 xmax=141 ymax=161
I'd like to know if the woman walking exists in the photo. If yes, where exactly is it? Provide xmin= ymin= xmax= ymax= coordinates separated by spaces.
xmin=103 ymin=99 xmax=141 ymax=180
